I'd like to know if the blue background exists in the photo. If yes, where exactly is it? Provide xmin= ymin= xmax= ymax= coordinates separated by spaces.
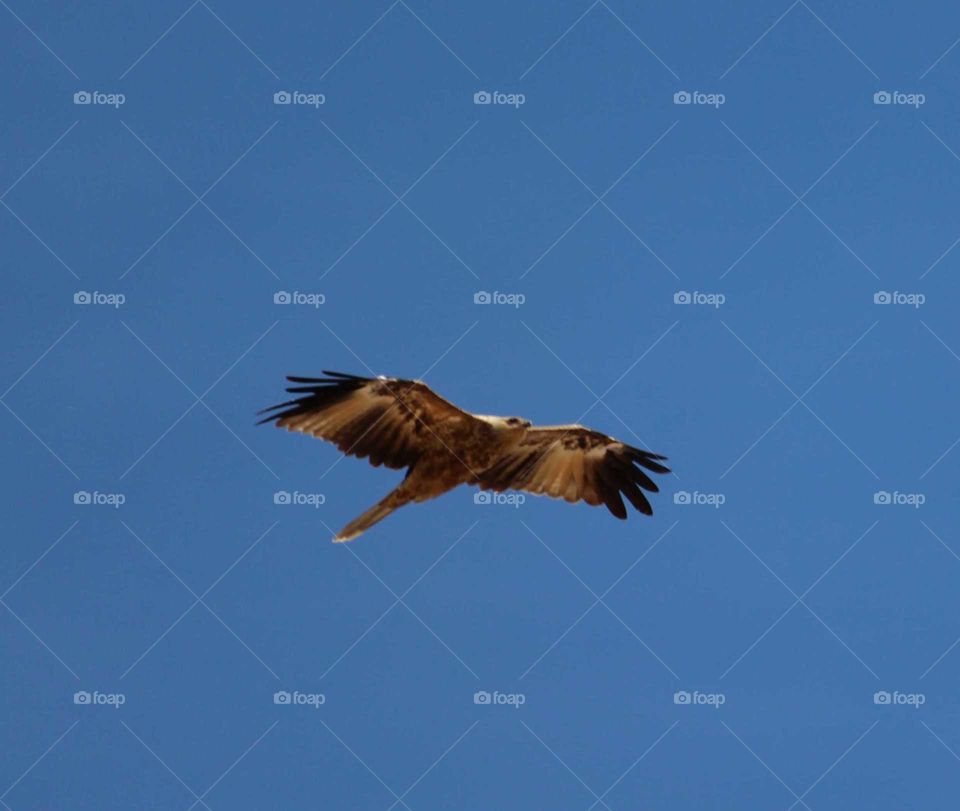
xmin=3 ymin=1 xmax=960 ymax=807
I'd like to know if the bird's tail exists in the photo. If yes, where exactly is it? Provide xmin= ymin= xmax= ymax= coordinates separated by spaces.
xmin=333 ymin=487 xmax=408 ymax=543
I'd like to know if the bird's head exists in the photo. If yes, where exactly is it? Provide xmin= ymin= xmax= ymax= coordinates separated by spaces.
xmin=479 ymin=415 xmax=532 ymax=432
xmin=504 ymin=416 xmax=532 ymax=429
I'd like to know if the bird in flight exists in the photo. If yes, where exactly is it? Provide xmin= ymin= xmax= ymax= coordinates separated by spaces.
xmin=259 ymin=371 xmax=670 ymax=542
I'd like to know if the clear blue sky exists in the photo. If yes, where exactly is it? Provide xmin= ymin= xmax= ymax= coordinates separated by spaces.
xmin=3 ymin=0 xmax=960 ymax=807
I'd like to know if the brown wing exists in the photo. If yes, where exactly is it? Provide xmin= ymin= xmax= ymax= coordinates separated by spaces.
xmin=258 ymin=371 xmax=471 ymax=469
xmin=477 ymin=425 xmax=670 ymax=519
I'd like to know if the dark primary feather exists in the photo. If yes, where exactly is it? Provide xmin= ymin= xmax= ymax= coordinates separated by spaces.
xmin=261 ymin=372 xmax=671 ymax=526
xmin=258 ymin=371 xmax=471 ymax=471
xmin=256 ymin=371 xmax=368 ymax=425
xmin=477 ymin=426 xmax=670 ymax=519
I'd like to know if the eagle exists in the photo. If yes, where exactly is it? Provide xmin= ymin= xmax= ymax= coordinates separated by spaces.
xmin=259 ymin=371 xmax=670 ymax=542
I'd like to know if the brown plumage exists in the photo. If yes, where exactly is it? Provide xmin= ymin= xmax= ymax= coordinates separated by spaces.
xmin=259 ymin=371 xmax=670 ymax=542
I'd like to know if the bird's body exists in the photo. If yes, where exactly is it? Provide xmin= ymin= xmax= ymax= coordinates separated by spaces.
xmin=259 ymin=371 xmax=670 ymax=541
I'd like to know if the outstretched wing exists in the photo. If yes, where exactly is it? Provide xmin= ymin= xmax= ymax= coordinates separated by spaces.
xmin=258 ymin=371 xmax=472 ymax=469
xmin=478 ymin=425 xmax=670 ymax=518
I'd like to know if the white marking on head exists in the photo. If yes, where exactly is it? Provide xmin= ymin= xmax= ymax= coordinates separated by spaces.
xmin=477 ymin=415 xmax=532 ymax=430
